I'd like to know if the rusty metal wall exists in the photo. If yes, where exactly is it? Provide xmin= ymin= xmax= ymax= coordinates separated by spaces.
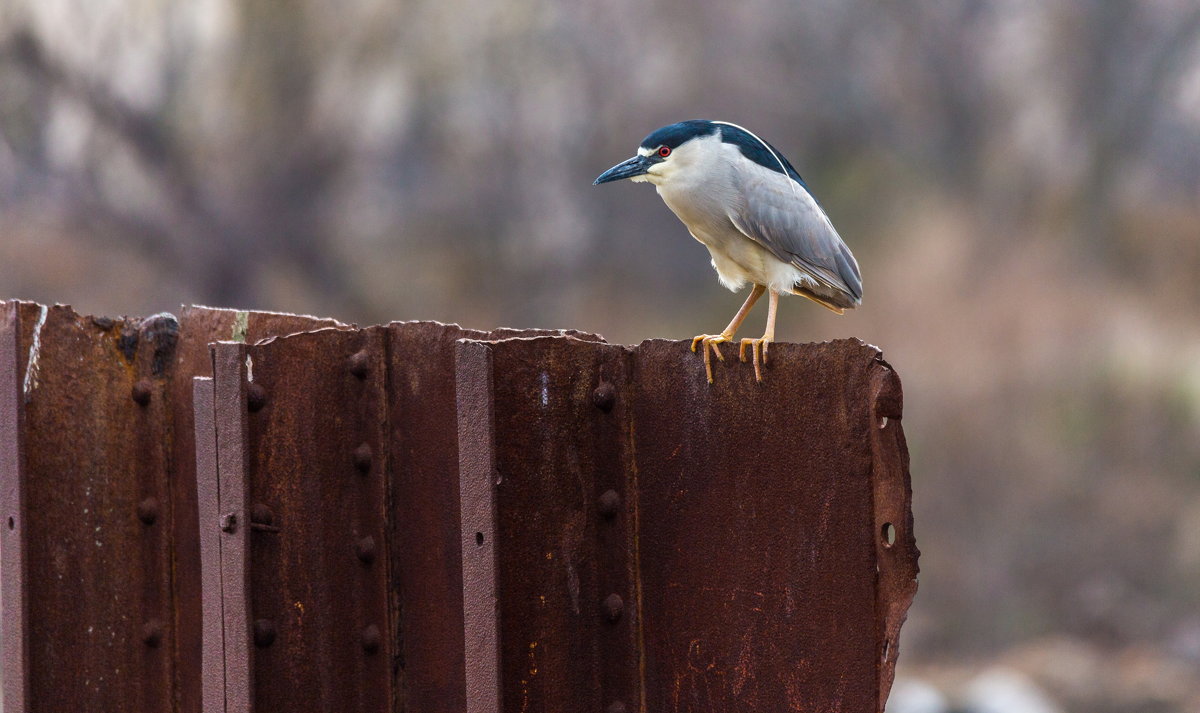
xmin=630 ymin=339 xmax=918 ymax=713
xmin=1 ymin=299 xmax=917 ymax=713
xmin=174 ymin=307 xmax=347 ymax=713
xmin=1 ymin=302 xmax=178 ymax=712
xmin=456 ymin=336 xmax=919 ymax=713
xmin=387 ymin=323 xmax=602 ymax=713
xmin=0 ymin=301 xmax=347 ymax=713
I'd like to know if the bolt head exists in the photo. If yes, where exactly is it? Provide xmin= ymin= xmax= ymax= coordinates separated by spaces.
xmin=91 ymin=316 xmax=115 ymax=330
xmin=349 ymin=350 xmax=370 ymax=379
xmin=356 ymin=535 xmax=377 ymax=564
xmin=137 ymin=497 xmax=159 ymax=525
xmin=353 ymin=443 xmax=372 ymax=474
xmin=220 ymin=512 xmax=237 ymax=533
xmin=253 ymin=619 xmax=276 ymax=648
xmin=598 ymin=490 xmax=620 ymax=520
xmin=592 ymin=381 xmax=616 ymax=412
xmin=361 ymin=624 xmax=381 ymax=654
xmin=246 ymin=383 xmax=267 ymax=412
xmin=602 ymin=593 xmax=624 ymax=623
xmin=131 ymin=380 xmax=153 ymax=406
xmin=142 ymin=619 xmax=164 ymax=648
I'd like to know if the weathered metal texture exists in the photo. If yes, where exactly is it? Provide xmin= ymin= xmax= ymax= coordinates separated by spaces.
xmin=212 ymin=344 xmax=254 ymax=713
xmin=211 ymin=328 xmax=393 ymax=712
xmin=867 ymin=359 xmax=919 ymax=709
xmin=171 ymin=307 xmax=349 ymax=713
xmin=192 ymin=377 xmax=225 ymax=713
xmin=459 ymin=336 xmax=918 ymax=713
xmin=388 ymin=322 xmax=604 ymax=713
xmin=458 ymin=336 xmax=639 ymax=713
xmin=631 ymin=339 xmax=919 ymax=713
xmin=0 ymin=301 xmax=177 ymax=712
xmin=1 ymin=302 xmax=31 ymax=712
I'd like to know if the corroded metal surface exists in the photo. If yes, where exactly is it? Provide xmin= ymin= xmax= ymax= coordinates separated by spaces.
xmin=458 ymin=336 xmax=640 ymax=713
xmin=215 ymin=329 xmax=393 ymax=712
xmin=171 ymin=307 xmax=349 ymax=713
xmin=631 ymin=339 xmax=918 ymax=713
xmin=193 ymin=377 xmax=224 ymax=713
xmin=458 ymin=336 xmax=919 ymax=713
xmin=0 ymin=300 xmax=353 ymax=713
xmin=1 ymin=302 xmax=31 ymax=712
xmin=389 ymin=322 xmax=603 ymax=713
xmin=0 ymin=298 xmax=916 ymax=713
xmin=0 ymin=302 xmax=177 ymax=712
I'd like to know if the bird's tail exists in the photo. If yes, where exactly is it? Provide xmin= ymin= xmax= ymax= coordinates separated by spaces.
xmin=792 ymin=286 xmax=850 ymax=314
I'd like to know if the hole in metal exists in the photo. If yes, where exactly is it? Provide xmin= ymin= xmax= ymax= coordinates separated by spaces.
xmin=7 ymin=516 xmax=12 ymax=530
xmin=475 ymin=531 xmax=484 ymax=547
xmin=881 ymin=522 xmax=896 ymax=547
xmin=879 ymin=416 xmax=888 ymax=429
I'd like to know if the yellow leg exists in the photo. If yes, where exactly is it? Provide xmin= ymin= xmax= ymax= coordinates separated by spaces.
xmin=690 ymin=284 xmax=765 ymax=383
xmin=739 ymin=288 xmax=779 ymax=382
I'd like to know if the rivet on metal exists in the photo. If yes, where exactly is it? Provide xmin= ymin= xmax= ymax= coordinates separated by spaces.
xmin=356 ymin=535 xmax=376 ymax=564
xmin=246 ymin=383 xmax=267 ymax=412
xmin=349 ymin=350 xmax=370 ymax=379
xmin=361 ymin=624 xmax=381 ymax=654
xmin=353 ymin=443 xmax=372 ymax=474
xmin=253 ymin=619 xmax=277 ymax=648
xmin=592 ymin=380 xmax=616 ymax=412
xmin=220 ymin=512 xmax=237 ymax=533
xmin=131 ymin=380 xmax=153 ymax=406
xmin=598 ymin=490 xmax=620 ymax=520
xmin=142 ymin=619 xmax=164 ymax=648
xmin=602 ymin=593 xmax=624 ymax=624
xmin=136 ymin=497 xmax=158 ymax=525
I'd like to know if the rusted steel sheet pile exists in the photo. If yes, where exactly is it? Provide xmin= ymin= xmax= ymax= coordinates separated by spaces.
xmin=0 ymin=299 xmax=918 ymax=713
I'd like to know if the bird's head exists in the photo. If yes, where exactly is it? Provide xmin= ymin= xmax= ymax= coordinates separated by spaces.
xmin=593 ymin=120 xmax=720 ymax=187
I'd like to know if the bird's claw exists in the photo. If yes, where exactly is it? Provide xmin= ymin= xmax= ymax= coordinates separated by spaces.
xmin=690 ymin=334 xmax=732 ymax=383
xmin=739 ymin=337 xmax=772 ymax=382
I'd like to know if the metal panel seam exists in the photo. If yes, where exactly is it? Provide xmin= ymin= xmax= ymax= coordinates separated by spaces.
xmin=455 ymin=340 xmax=500 ymax=713
xmin=0 ymin=302 xmax=29 ymax=712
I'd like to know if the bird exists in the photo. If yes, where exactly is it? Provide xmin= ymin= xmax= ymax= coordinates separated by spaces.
xmin=594 ymin=120 xmax=861 ymax=382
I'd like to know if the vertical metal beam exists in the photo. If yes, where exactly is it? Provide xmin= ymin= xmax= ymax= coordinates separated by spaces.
xmin=194 ymin=377 xmax=226 ymax=713
xmin=0 ymin=301 xmax=30 ymax=713
xmin=212 ymin=343 xmax=253 ymax=713
xmin=456 ymin=340 xmax=501 ymax=713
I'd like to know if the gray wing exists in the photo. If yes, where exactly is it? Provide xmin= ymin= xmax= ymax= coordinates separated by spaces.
xmin=726 ymin=161 xmax=862 ymax=306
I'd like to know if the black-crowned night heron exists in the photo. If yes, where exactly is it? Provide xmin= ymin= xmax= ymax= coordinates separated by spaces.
xmin=594 ymin=120 xmax=861 ymax=382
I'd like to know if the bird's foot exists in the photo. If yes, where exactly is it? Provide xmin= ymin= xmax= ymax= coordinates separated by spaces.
xmin=739 ymin=336 xmax=772 ymax=383
xmin=690 ymin=333 xmax=732 ymax=383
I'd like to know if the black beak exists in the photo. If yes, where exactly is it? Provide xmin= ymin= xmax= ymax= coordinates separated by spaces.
xmin=593 ymin=155 xmax=653 ymax=185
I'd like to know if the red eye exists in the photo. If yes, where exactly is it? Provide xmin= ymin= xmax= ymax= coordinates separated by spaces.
xmin=658 ymin=146 xmax=671 ymax=158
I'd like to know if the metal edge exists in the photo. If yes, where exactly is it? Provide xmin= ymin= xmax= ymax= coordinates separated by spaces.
xmin=212 ymin=343 xmax=253 ymax=713
xmin=195 ymin=377 xmax=225 ymax=713
xmin=0 ymin=301 xmax=29 ymax=712
xmin=868 ymin=358 xmax=919 ymax=713
xmin=455 ymin=339 xmax=500 ymax=713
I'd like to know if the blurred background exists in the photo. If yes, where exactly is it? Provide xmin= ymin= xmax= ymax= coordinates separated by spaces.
xmin=2 ymin=0 xmax=1200 ymax=710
